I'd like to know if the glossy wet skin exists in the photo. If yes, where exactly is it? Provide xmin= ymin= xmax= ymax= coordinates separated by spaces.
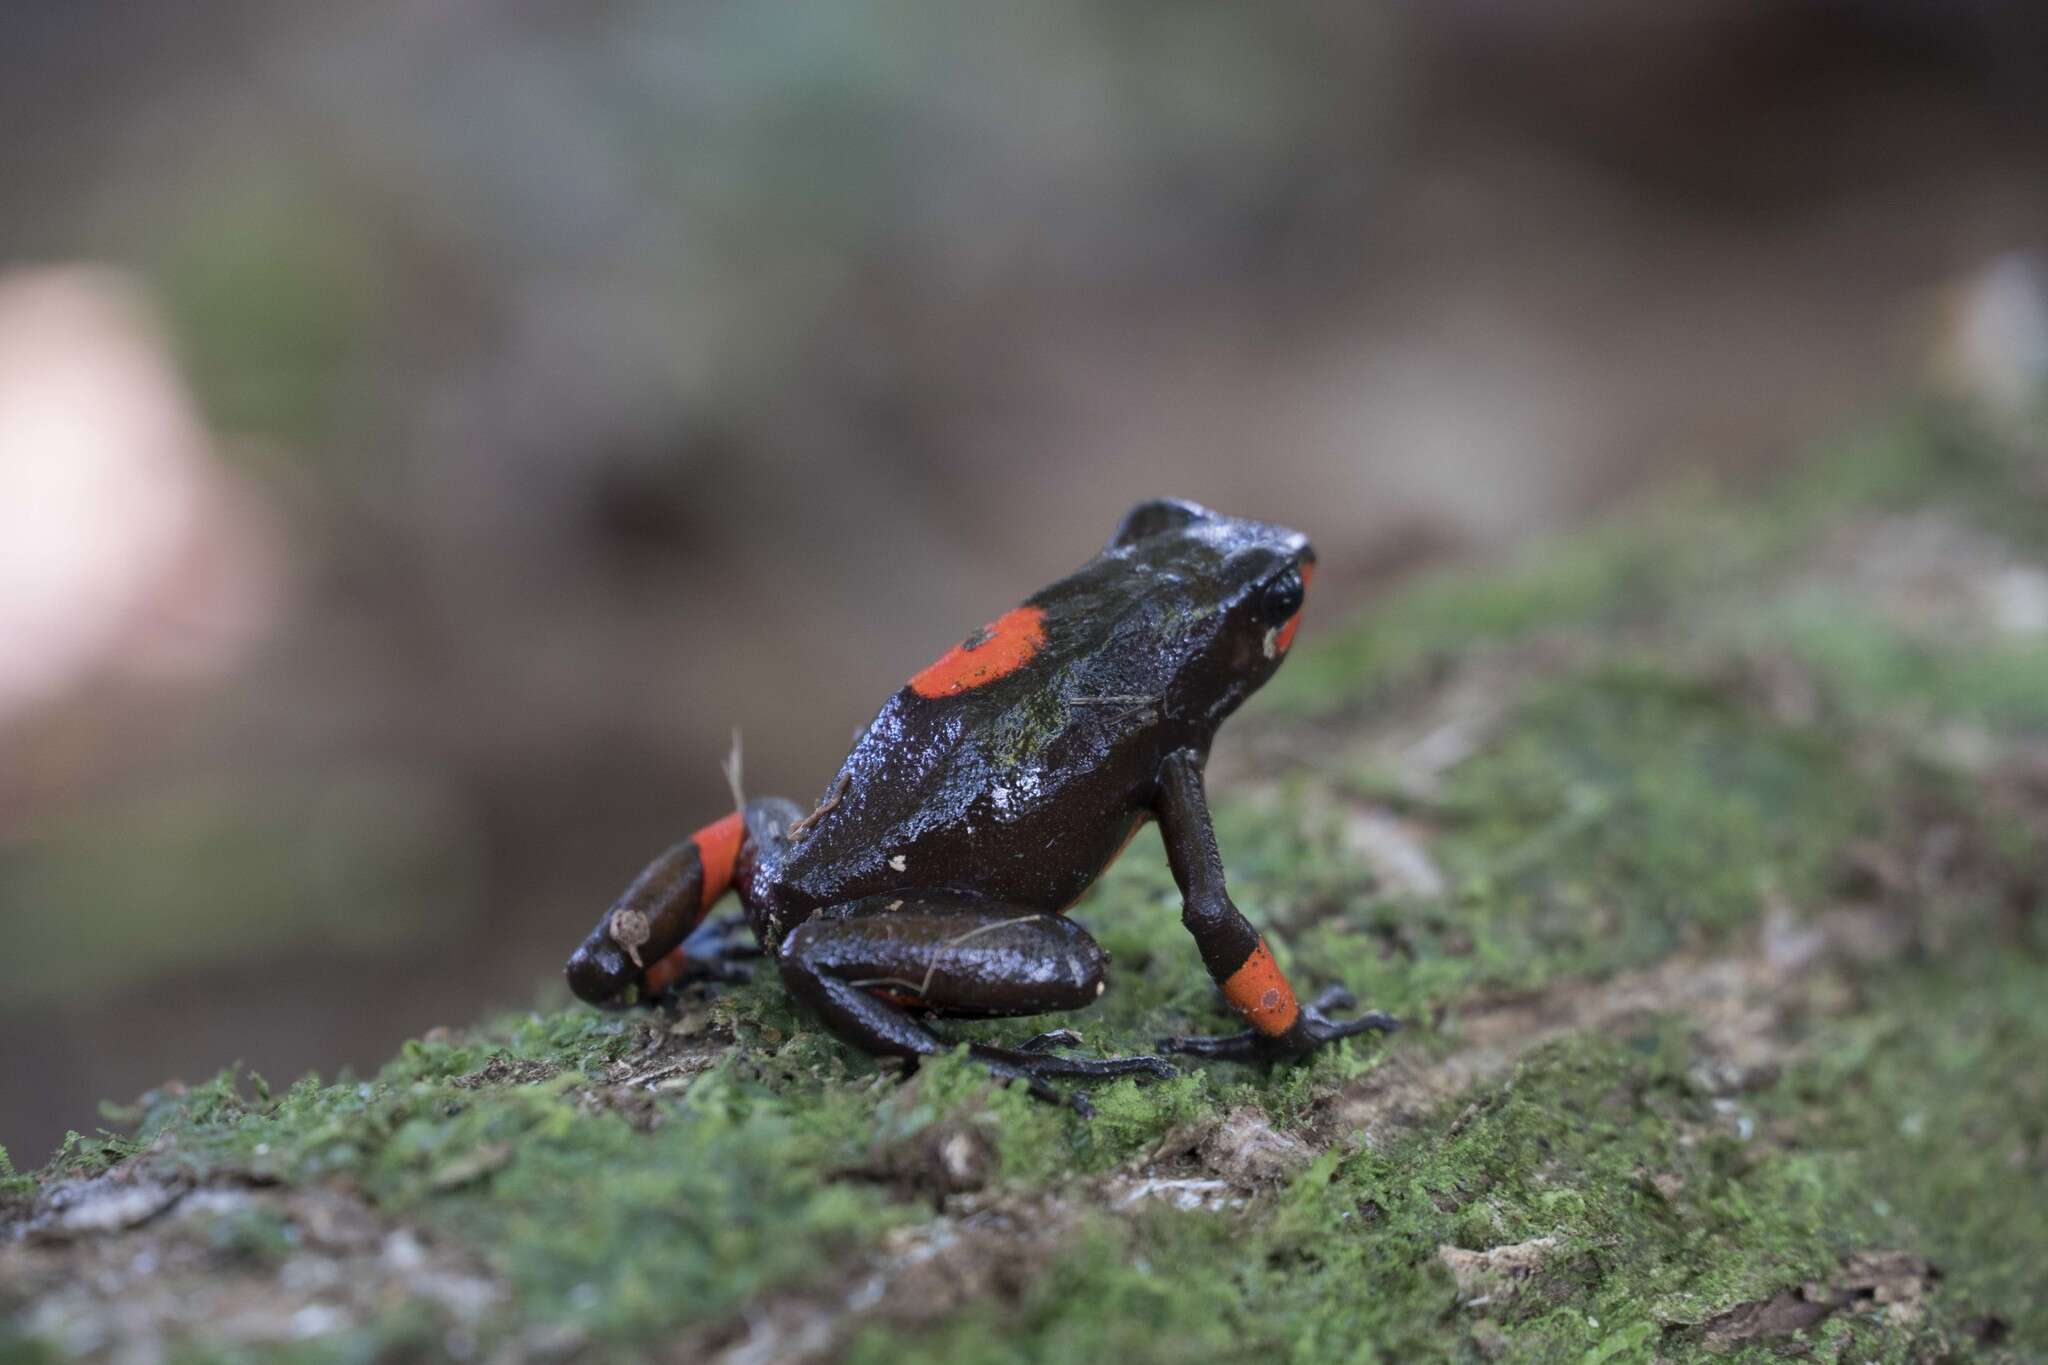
xmin=565 ymin=498 xmax=1393 ymax=1110
xmin=745 ymin=500 xmax=1314 ymax=943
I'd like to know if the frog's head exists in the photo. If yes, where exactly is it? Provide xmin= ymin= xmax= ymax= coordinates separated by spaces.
xmin=1104 ymin=497 xmax=1314 ymax=728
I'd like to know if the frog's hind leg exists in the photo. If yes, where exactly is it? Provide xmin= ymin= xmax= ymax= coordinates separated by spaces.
xmin=777 ymin=897 xmax=1175 ymax=1112
xmin=566 ymin=797 xmax=800 ymax=1007
xmin=639 ymin=912 xmax=761 ymax=993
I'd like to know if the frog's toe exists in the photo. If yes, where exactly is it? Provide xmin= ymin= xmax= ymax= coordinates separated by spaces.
xmin=1309 ymin=1005 xmax=1400 ymax=1042
xmin=968 ymin=1044 xmax=1176 ymax=1112
xmin=976 ymin=1058 xmax=1079 ymax=1112
xmin=1306 ymin=985 xmax=1355 ymax=1014
xmin=1297 ymin=986 xmax=1400 ymax=1045
xmin=1157 ymin=1029 xmax=1267 ymax=1062
xmin=972 ymin=1042 xmax=1176 ymax=1082
xmin=1161 ymin=993 xmax=1400 ymax=1062
xmin=566 ymin=933 xmax=639 ymax=1009
xmin=1016 ymin=1027 xmax=1087 ymax=1054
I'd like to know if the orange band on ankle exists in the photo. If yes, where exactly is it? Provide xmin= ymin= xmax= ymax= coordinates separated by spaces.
xmin=642 ymin=946 xmax=689 ymax=995
xmin=1222 ymin=940 xmax=1300 ymax=1037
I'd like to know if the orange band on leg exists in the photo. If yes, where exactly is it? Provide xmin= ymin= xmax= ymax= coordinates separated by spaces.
xmin=1221 ymin=940 xmax=1301 ymax=1036
xmin=909 ymin=605 xmax=1047 ymax=698
xmin=642 ymin=946 xmax=689 ymax=995
xmin=636 ymin=811 xmax=744 ymax=995
xmin=693 ymin=811 xmax=745 ymax=911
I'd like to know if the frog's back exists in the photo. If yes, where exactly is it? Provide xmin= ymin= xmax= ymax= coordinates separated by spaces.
xmin=772 ymin=670 xmax=1157 ymax=911
xmin=770 ymin=554 xmax=1197 ymax=913
xmin=760 ymin=507 xmax=1302 ymax=921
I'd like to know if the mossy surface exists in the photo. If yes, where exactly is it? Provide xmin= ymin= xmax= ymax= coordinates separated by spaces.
xmin=5 ymin=409 xmax=2045 ymax=1363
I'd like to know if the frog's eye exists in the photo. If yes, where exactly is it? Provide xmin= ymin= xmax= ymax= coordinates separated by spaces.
xmin=1258 ymin=567 xmax=1305 ymax=627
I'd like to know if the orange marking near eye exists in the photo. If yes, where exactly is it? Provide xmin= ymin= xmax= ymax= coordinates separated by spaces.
xmin=693 ymin=810 xmax=745 ymax=911
xmin=909 ymin=604 xmax=1048 ymax=698
xmin=1273 ymin=560 xmax=1312 ymax=654
xmin=642 ymin=946 xmax=689 ymax=995
xmin=1221 ymin=939 xmax=1300 ymax=1036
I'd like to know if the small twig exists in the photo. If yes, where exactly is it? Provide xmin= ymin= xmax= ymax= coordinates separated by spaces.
xmin=722 ymin=727 xmax=746 ymax=811
xmin=787 ymin=772 xmax=851 ymax=842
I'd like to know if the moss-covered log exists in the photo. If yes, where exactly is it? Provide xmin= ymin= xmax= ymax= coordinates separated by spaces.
xmin=5 ymin=411 xmax=2045 ymax=1363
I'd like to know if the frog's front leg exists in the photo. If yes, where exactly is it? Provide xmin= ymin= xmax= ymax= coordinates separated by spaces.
xmin=777 ymin=896 xmax=1175 ymax=1113
xmin=1152 ymin=748 xmax=1398 ymax=1061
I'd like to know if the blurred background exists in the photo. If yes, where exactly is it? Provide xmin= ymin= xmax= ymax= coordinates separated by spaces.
xmin=4 ymin=1 xmax=2047 ymax=1161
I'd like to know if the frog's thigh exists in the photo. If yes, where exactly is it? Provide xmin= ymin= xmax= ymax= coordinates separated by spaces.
xmin=778 ymin=899 xmax=1107 ymax=1057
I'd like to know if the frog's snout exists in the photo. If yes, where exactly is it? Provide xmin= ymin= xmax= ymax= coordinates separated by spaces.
xmin=566 ymin=928 xmax=637 ymax=1009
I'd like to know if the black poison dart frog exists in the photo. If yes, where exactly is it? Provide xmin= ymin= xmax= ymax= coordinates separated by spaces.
xmin=567 ymin=498 xmax=1396 ymax=1111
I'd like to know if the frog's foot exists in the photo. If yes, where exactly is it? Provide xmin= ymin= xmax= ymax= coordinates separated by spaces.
xmin=1016 ymin=1027 xmax=1086 ymax=1053
xmin=566 ymin=800 xmax=792 ymax=1008
xmin=1160 ymin=985 xmax=1399 ymax=1063
xmin=967 ymin=1042 xmax=1175 ymax=1114
xmin=641 ymin=912 xmax=764 ymax=996
xmin=779 ymin=895 xmax=1173 ymax=1115
xmin=962 ymin=1030 xmax=1172 ymax=1112
xmin=956 ymin=1049 xmax=1171 ymax=1116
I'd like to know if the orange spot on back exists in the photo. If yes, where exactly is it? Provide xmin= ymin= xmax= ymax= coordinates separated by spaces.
xmin=693 ymin=810 xmax=745 ymax=911
xmin=1221 ymin=939 xmax=1300 ymax=1037
xmin=909 ymin=604 xmax=1047 ymax=698
xmin=1273 ymin=560 xmax=1312 ymax=654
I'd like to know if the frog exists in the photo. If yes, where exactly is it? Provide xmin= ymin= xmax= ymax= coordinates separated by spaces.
xmin=565 ymin=497 xmax=1396 ymax=1111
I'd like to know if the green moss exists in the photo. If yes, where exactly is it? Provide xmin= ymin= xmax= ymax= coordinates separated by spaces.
xmin=855 ymin=1020 xmax=1959 ymax=1364
xmin=46 ymin=626 xmax=1932 ymax=1354
xmin=0 ymin=1147 xmax=31 ymax=1201
xmin=1430 ymin=663 xmax=1865 ymax=950
xmin=865 ymin=934 xmax=2048 ymax=1361
xmin=1206 ymin=660 xmax=1870 ymax=1045
xmin=40 ymin=1128 xmax=141 ymax=1182
xmin=12 ymin=408 xmax=2046 ymax=1360
xmin=1265 ymin=405 xmax=2047 ymax=723
xmin=1760 ymin=947 xmax=2048 ymax=1348
xmin=1743 ymin=594 xmax=2048 ymax=730
xmin=92 ymin=1022 xmax=906 ymax=1347
xmin=448 ymin=1074 xmax=891 ymax=1336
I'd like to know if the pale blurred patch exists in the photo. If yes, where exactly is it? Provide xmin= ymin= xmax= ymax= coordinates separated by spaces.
xmin=0 ymin=268 xmax=282 ymax=726
xmin=1932 ymin=252 xmax=2048 ymax=415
